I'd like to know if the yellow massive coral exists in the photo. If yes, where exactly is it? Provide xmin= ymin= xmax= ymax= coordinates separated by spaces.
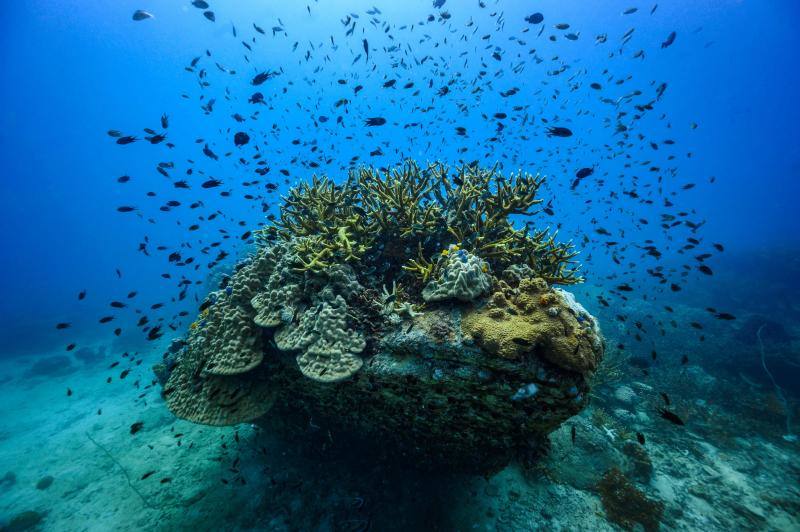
xmin=462 ymin=277 xmax=601 ymax=373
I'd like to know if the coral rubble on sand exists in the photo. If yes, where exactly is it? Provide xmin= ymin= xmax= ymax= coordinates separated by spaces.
xmin=156 ymin=161 xmax=604 ymax=473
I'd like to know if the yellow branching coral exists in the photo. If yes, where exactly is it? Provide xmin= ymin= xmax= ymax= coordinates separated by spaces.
xmin=264 ymin=160 xmax=582 ymax=286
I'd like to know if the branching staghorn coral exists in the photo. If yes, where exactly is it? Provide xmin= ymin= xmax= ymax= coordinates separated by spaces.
xmin=264 ymin=160 xmax=582 ymax=291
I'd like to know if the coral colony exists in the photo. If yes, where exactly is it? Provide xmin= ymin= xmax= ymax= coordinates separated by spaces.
xmin=156 ymin=161 xmax=604 ymax=473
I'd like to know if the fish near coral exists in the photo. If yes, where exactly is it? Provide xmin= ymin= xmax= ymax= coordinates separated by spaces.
xmin=158 ymin=161 xmax=603 ymax=474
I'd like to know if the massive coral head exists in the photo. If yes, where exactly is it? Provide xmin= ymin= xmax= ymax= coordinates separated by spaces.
xmin=158 ymin=160 xmax=602 ymax=474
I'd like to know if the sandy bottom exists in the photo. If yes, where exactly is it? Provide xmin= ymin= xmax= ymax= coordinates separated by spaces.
xmin=0 ymin=341 xmax=798 ymax=532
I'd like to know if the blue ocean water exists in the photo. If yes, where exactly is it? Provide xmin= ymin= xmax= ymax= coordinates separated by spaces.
xmin=0 ymin=1 xmax=798 ymax=531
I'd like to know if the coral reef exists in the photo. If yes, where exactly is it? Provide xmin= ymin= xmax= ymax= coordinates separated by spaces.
xmin=158 ymin=161 xmax=603 ymax=472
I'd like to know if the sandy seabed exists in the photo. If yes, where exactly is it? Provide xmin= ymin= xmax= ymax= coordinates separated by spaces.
xmin=0 ymin=336 xmax=798 ymax=532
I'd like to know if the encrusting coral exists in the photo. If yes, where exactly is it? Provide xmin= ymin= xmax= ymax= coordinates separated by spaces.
xmin=159 ymin=160 xmax=604 ymax=472
xmin=462 ymin=277 xmax=601 ymax=373
xmin=274 ymin=289 xmax=366 ymax=383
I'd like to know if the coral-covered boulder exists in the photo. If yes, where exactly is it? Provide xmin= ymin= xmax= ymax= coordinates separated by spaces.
xmin=157 ymin=162 xmax=604 ymax=473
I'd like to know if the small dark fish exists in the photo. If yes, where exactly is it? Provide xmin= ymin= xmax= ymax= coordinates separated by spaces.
xmin=234 ymin=132 xmax=250 ymax=146
xmin=191 ymin=0 xmax=209 ymax=8
xmin=117 ymin=175 xmax=131 ymax=183
xmin=525 ymin=13 xmax=544 ymax=24
xmin=116 ymin=136 xmax=137 ymax=145
xmin=251 ymin=72 xmax=272 ymax=85
xmin=56 ymin=322 xmax=71 ymax=330
xmin=661 ymin=31 xmax=676 ymax=48
xmin=715 ymin=312 xmax=736 ymax=320
xmin=203 ymin=11 xmax=216 ymax=22
xmin=680 ymin=355 xmax=689 ymax=365
xmin=132 ymin=10 xmax=153 ymax=21
xmin=99 ymin=316 xmax=114 ymax=323
xmin=365 ymin=117 xmax=386 ymax=126
xmin=66 ymin=388 xmax=73 ymax=396
xmin=202 ymin=144 xmax=218 ymax=160
xmin=575 ymin=167 xmax=594 ymax=179
xmin=657 ymin=407 xmax=685 ymax=426
xmin=160 ymin=477 xmax=172 ymax=484
xmin=160 ymin=114 xmax=169 ymax=128
xmin=147 ymin=326 xmax=163 ymax=341
xmin=546 ymin=126 xmax=573 ymax=138
xmin=698 ymin=265 xmax=713 ymax=275
xmin=636 ymin=432 xmax=646 ymax=445
xmin=202 ymin=179 xmax=222 ymax=188
xmin=660 ymin=392 xmax=671 ymax=406
xmin=570 ymin=425 xmax=576 ymax=444
xmin=116 ymin=206 xmax=137 ymax=213
xmin=130 ymin=421 xmax=144 ymax=435
xmin=141 ymin=470 xmax=157 ymax=480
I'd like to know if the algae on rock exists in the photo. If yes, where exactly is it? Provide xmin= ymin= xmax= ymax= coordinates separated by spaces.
xmin=597 ymin=468 xmax=664 ymax=532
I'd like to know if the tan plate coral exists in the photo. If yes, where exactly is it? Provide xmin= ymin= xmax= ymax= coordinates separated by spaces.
xmin=157 ymin=161 xmax=603 ymax=472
